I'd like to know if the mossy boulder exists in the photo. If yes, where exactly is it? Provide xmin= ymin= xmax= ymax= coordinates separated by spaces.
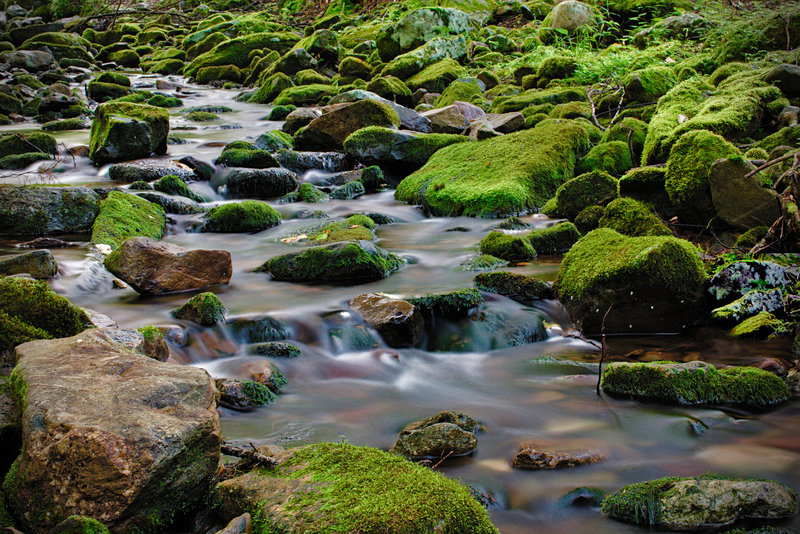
xmin=407 ymin=288 xmax=483 ymax=320
xmin=214 ymin=442 xmax=498 ymax=533
xmin=380 ymin=36 xmax=467 ymax=81
xmin=0 ymin=185 xmax=101 ymax=236
xmin=576 ymin=141 xmax=633 ymax=177
xmin=600 ymin=117 xmax=648 ymax=164
xmin=473 ymin=271 xmax=553 ymax=303
xmin=490 ymin=86 xmax=587 ymax=114
xmin=7 ymin=329 xmax=220 ymax=532
xmin=202 ymin=201 xmax=281 ymax=233
xmin=479 ymin=231 xmax=537 ymax=261
xmin=273 ymin=84 xmax=339 ymax=107
xmin=376 ymin=7 xmax=472 ymax=61
xmin=216 ymin=148 xmax=278 ymax=169
xmin=225 ymin=168 xmax=300 ymax=199
xmin=154 ymin=175 xmax=206 ymax=203
xmin=602 ymin=475 xmax=796 ymax=530
xmin=90 ymin=191 xmax=166 ymax=251
xmin=89 ymin=102 xmax=169 ymax=165
xmin=623 ymin=66 xmax=677 ymax=104
xmin=281 ymin=182 xmax=330 ymax=204
xmin=173 ymin=292 xmax=226 ymax=326
xmin=598 ymin=197 xmax=672 ymax=237
xmin=196 ymin=64 xmax=243 ymax=84
xmin=555 ymin=228 xmax=706 ymax=334
xmin=216 ymin=378 xmax=278 ymax=410
xmin=0 ymin=277 xmax=88 ymax=352
xmin=343 ymin=126 xmax=469 ymax=174
xmin=390 ymin=411 xmax=480 ymax=460
xmin=249 ymin=72 xmax=294 ymax=104
xmin=405 ymin=58 xmax=466 ymax=93
xmin=538 ymin=0 xmax=596 ymax=43
xmin=527 ymin=222 xmax=581 ymax=255
xmin=186 ymin=32 xmax=301 ymax=77
xmin=295 ymin=99 xmax=401 ymax=151
xmin=87 ymin=81 xmax=131 ymax=104
xmin=0 ymin=132 xmax=57 ymax=159
xmin=601 ymin=360 xmax=789 ymax=407
xmin=366 ymin=77 xmax=412 ymax=106
xmin=552 ymin=170 xmax=618 ymax=220
xmin=0 ymin=153 xmax=53 ymax=170
xmin=256 ymin=240 xmax=402 ymax=284
xmin=339 ymin=56 xmax=372 ymax=80
xmin=395 ymin=121 xmax=590 ymax=217
xmin=664 ymin=130 xmax=740 ymax=224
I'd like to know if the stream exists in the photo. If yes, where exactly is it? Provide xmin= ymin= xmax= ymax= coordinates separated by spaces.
xmin=2 ymin=74 xmax=799 ymax=533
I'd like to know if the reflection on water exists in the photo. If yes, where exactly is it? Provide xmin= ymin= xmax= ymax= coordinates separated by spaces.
xmin=1 ymin=76 xmax=798 ymax=533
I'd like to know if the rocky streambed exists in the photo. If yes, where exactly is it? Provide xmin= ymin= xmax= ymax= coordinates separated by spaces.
xmin=0 ymin=0 xmax=799 ymax=530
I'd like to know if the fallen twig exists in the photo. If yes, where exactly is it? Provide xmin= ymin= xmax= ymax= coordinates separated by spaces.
xmin=221 ymin=442 xmax=278 ymax=468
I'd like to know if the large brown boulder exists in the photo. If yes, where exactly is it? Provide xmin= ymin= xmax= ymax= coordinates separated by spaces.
xmin=104 ymin=237 xmax=232 ymax=294
xmin=294 ymin=99 xmax=401 ymax=151
xmin=349 ymin=292 xmax=423 ymax=348
xmin=709 ymin=157 xmax=781 ymax=230
xmin=4 ymin=329 xmax=221 ymax=532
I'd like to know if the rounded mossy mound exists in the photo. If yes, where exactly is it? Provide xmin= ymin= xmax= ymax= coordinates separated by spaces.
xmin=395 ymin=121 xmax=590 ymax=217
xmin=256 ymin=240 xmax=402 ymax=284
xmin=664 ymin=130 xmax=740 ymax=224
xmin=0 ymin=277 xmax=87 ymax=351
xmin=598 ymin=197 xmax=672 ymax=237
xmin=553 ymin=169 xmax=618 ymax=220
xmin=555 ymin=228 xmax=706 ymax=334
xmin=174 ymin=292 xmax=226 ymax=326
xmin=215 ymin=442 xmax=499 ymax=533
xmin=479 ymin=231 xmax=537 ymax=261
xmin=600 ymin=360 xmax=789 ymax=407
xmin=203 ymin=201 xmax=281 ymax=233
xmin=90 ymin=191 xmax=166 ymax=251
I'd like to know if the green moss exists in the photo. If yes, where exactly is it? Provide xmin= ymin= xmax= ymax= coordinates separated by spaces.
xmin=145 ymin=95 xmax=182 ymax=108
xmin=600 ymin=361 xmax=790 ymax=407
xmin=0 ymin=152 xmax=53 ymax=170
xmin=553 ymin=170 xmax=618 ymax=220
xmin=90 ymin=190 xmax=166 ymax=251
xmin=577 ymin=141 xmax=633 ymax=177
xmin=239 ymin=380 xmax=278 ymax=406
xmin=0 ymin=277 xmax=86 ymax=342
xmin=641 ymin=77 xmax=713 ymax=164
xmin=147 ymin=58 xmax=184 ymax=75
xmin=296 ymin=69 xmax=330 ymax=86
xmin=0 ymin=309 xmax=53 ymax=352
xmin=473 ymin=271 xmax=551 ymax=302
xmin=744 ymin=147 xmax=769 ymax=160
xmin=249 ymin=73 xmax=294 ymax=104
xmin=248 ymin=342 xmax=302 ymax=358
xmin=735 ymin=226 xmax=769 ymax=250
xmin=0 ymin=132 xmax=57 ymax=159
xmin=186 ymin=32 xmax=301 ymax=76
xmin=460 ymin=254 xmax=508 ymax=271
xmin=755 ymin=127 xmax=800 ymax=153
xmin=395 ymin=121 xmax=590 ymax=217
xmin=601 ymin=118 xmax=648 ymax=162
xmin=536 ymin=55 xmax=578 ymax=81
xmin=573 ymin=205 xmax=604 ymax=234
xmin=216 ymin=148 xmax=278 ymax=169
xmin=527 ymin=222 xmax=581 ymax=255
xmin=730 ymin=311 xmax=786 ymax=337
xmin=623 ymin=66 xmax=676 ymax=103
xmin=267 ymin=105 xmax=296 ymax=121
xmin=367 ymin=76 xmax=412 ymax=103
xmin=186 ymin=110 xmax=219 ymax=121
xmin=137 ymin=325 xmax=160 ymax=344
xmin=154 ymin=175 xmax=205 ymax=202
xmin=619 ymin=166 xmax=666 ymax=194
xmin=407 ymin=288 xmax=483 ymax=319
xmin=490 ymin=87 xmax=586 ymax=114
xmin=479 ymin=231 xmax=537 ymax=261
xmin=549 ymin=101 xmax=591 ymax=120
xmin=196 ymin=64 xmax=242 ymax=84
xmin=664 ymin=130 xmax=740 ymax=224
xmin=42 ymin=118 xmax=87 ymax=131
xmin=598 ymin=197 xmax=671 ymax=237
xmin=50 ymin=515 xmax=111 ymax=534
xmin=555 ymin=228 xmax=706 ymax=333
xmin=244 ymin=443 xmax=498 ymax=533
xmin=203 ymin=201 xmax=281 ymax=233
xmin=273 ymin=84 xmax=339 ymax=106
xmin=94 ymin=72 xmax=130 ymax=87
xmin=405 ymin=58 xmax=466 ymax=92
xmin=343 ymin=126 xmax=470 ymax=170
xmin=89 ymin=102 xmax=169 ymax=165
xmin=174 ymin=292 xmax=227 ymax=326
xmin=108 ymin=49 xmax=140 ymax=68
xmin=281 ymin=182 xmax=329 ymax=203
xmin=307 ymin=222 xmax=373 ymax=243
xmin=257 ymin=240 xmax=402 ymax=283
xmin=434 ymin=80 xmax=485 ymax=109
xmin=601 ymin=476 xmax=681 ymax=526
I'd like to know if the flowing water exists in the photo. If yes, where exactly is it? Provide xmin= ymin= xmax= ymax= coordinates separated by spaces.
xmin=2 ymin=74 xmax=799 ymax=533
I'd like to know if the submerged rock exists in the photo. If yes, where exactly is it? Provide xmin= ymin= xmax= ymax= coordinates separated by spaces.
xmin=555 ymin=229 xmax=706 ymax=335
xmin=5 ymin=329 xmax=220 ymax=532
xmin=349 ymin=292 xmax=424 ymax=348
xmin=215 ymin=378 xmax=277 ymax=410
xmin=104 ymin=236 xmax=232 ymax=294
xmin=512 ymin=443 xmax=604 ymax=470
xmin=600 ymin=361 xmax=790 ymax=408
xmin=174 ymin=292 xmax=227 ymax=326
xmin=256 ymin=240 xmax=402 ymax=284
xmin=215 ymin=442 xmax=498 ymax=533
xmin=89 ymin=102 xmax=169 ymax=165
xmin=391 ymin=411 xmax=483 ymax=460
xmin=602 ymin=476 xmax=797 ymax=530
